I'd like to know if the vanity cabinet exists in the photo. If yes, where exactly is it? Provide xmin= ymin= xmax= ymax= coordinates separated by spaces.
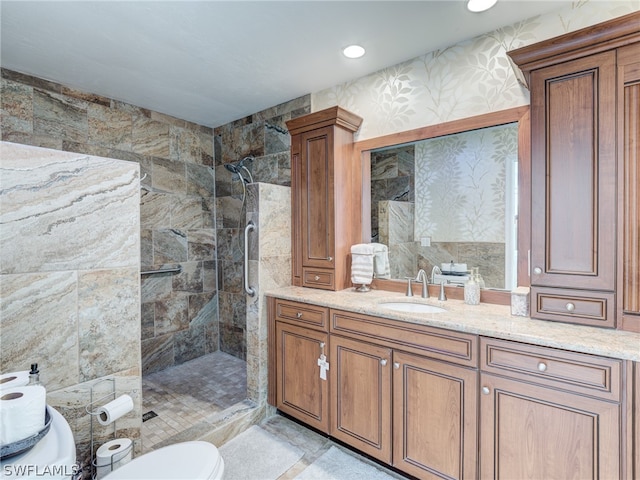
xmin=268 ymin=295 xmax=636 ymax=479
xmin=479 ymin=338 xmax=625 ymax=479
xmin=330 ymin=309 xmax=478 ymax=479
xmin=508 ymin=12 xmax=640 ymax=330
xmin=392 ymin=351 xmax=478 ymax=480
xmin=271 ymin=299 xmax=330 ymax=432
xmin=330 ymin=335 xmax=393 ymax=463
xmin=286 ymin=107 xmax=363 ymax=291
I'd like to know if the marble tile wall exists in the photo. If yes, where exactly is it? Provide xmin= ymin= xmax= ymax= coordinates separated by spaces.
xmin=378 ymin=201 xmax=416 ymax=279
xmin=0 ymin=68 xmax=217 ymax=375
xmin=0 ymin=142 xmax=141 ymax=477
xmin=246 ymin=183 xmax=292 ymax=404
xmin=213 ymin=97 xmax=309 ymax=360
xmin=370 ymin=145 xmax=415 ymax=243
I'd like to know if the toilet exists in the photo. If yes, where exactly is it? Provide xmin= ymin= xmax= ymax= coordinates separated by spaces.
xmin=103 ymin=441 xmax=224 ymax=480
xmin=0 ymin=406 xmax=224 ymax=480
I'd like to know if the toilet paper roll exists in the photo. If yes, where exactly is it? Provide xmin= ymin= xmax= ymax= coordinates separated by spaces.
xmin=0 ymin=385 xmax=46 ymax=445
xmin=0 ymin=371 xmax=30 ymax=390
xmin=95 ymin=438 xmax=133 ymax=479
xmin=96 ymin=394 xmax=134 ymax=426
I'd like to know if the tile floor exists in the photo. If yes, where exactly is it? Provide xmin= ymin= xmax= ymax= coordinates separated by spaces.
xmin=140 ymin=351 xmax=409 ymax=479
xmin=141 ymin=351 xmax=247 ymax=452
xmin=256 ymin=415 xmax=409 ymax=480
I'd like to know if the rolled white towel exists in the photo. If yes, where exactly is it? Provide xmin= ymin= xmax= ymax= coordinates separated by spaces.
xmin=350 ymin=244 xmax=374 ymax=285
xmin=370 ymin=243 xmax=391 ymax=279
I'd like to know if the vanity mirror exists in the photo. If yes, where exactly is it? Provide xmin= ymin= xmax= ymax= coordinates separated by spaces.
xmin=356 ymin=106 xmax=530 ymax=304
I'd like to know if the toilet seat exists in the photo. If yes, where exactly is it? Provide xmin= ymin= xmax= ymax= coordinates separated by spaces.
xmin=103 ymin=441 xmax=224 ymax=480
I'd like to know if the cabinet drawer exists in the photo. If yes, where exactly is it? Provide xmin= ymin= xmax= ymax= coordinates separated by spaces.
xmin=302 ymin=268 xmax=335 ymax=290
xmin=480 ymin=337 xmax=622 ymax=401
xmin=331 ymin=309 xmax=477 ymax=367
xmin=275 ymin=299 xmax=329 ymax=330
xmin=531 ymin=287 xmax=615 ymax=328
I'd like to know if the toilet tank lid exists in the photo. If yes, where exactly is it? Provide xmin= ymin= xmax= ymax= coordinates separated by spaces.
xmin=104 ymin=441 xmax=222 ymax=480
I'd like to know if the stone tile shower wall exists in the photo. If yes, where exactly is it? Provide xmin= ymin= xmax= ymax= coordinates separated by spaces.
xmin=0 ymin=142 xmax=141 ymax=477
xmin=0 ymin=69 xmax=217 ymax=375
xmin=245 ymin=183 xmax=292 ymax=403
xmin=213 ymin=96 xmax=309 ymax=360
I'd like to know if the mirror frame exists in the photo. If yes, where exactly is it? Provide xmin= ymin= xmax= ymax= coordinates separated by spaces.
xmin=355 ymin=106 xmax=531 ymax=305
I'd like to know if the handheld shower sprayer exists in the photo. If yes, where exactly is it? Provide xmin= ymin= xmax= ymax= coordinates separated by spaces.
xmin=223 ymin=156 xmax=254 ymax=184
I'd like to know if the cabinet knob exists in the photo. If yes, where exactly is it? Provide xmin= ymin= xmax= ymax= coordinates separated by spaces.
xmin=314 ymin=275 xmax=320 ymax=281
xmin=537 ymin=362 xmax=547 ymax=372
xmin=566 ymin=302 xmax=575 ymax=312
xmin=393 ymin=362 xmax=400 ymax=370
xmin=533 ymin=267 xmax=542 ymax=275
xmin=296 ymin=312 xmax=303 ymax=318
xmin=327 ymin=256 xmax=333 ymax=262
xmin=482 ymin=386 xmax=490 ymax=395
xmin=380 ymin=359 xmax=388 ymax=366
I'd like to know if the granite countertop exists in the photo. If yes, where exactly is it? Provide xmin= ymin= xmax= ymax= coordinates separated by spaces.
xmin=267 ymin=286 xmax=640 ymax=361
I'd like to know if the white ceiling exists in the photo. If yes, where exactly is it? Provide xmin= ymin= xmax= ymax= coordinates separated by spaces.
xmin=1 ymin=1 xmax=574 ymax=128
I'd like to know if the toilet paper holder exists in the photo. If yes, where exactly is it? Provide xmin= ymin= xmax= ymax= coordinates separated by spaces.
xmin=84 ymin=378 xmax=138 ymax=480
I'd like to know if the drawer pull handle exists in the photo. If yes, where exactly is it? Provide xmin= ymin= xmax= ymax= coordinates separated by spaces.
xmin=380 ymin=359 xmax=388 ymax=367
xmin=533 ymin=267 xmax=542 ymax=274
xmin=537 ymin=362 xmax=547 ymax=372
xmin=482 ymin=386 xmax=490 ymax=395
xmin=296 ymin=312 xmax=303 ymax=318
xmin=314 ymin=275 xmax=320 ymax=281
xmin=566 ymin=302 xmax=575 ymax=312
xmin=393 ymin=362 xmax=400 ymax=369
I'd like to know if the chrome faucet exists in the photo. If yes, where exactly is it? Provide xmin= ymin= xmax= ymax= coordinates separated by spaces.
xmin=404 ymin=277 xmax=413 ymax=297
xmin=415 ymin=269 xmax=429 ymax=298
xmin=430 ymin=265 xmax=442 ymax=284
xmin=438 ymin=281 xmax=447 ymax=301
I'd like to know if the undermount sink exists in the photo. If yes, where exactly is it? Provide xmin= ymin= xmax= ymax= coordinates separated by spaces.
xmin=379 ymin=302 xmax=446 ymax=313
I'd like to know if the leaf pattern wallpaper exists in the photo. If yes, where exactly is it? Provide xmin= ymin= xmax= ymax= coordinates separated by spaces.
xmin=414 ymin=123 xmax=518 ymax=242
xmin=312 ymin=1 xmax=638 ymax=141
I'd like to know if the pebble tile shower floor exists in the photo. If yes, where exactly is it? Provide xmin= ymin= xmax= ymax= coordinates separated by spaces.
xmin=141 ymin=351 xmax=247 ymax=452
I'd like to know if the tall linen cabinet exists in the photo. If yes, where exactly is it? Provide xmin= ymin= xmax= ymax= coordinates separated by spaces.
xmin=508 ymin=11 xmax=640 ymax=333
xmin=286 ymin=106 xmax=363 ymax=291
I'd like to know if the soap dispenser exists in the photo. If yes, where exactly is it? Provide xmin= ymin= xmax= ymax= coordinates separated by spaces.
xmin=28 ymin=363 xmax=41 ymax=386
xmin=464 ymin=275 xmax=480 ymax=305
xmin=473 ymin=267 xmax=486 ymax=289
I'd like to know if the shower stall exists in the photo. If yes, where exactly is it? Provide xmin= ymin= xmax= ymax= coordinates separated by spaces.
xmin=140 ymin=155 xmax=292 ymax=450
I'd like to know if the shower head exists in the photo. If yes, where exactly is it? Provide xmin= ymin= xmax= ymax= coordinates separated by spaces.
xmin=224 ymin=163 xmax=241 ymax=174
xmin=223 ymin=157 xmax=254 ymax=184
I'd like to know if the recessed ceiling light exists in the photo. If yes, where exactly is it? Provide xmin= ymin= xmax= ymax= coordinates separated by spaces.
xmin=467 ymin=0 xmax=498 ymax=13
xmin=343 ymin=45 xmax=365 ymax=59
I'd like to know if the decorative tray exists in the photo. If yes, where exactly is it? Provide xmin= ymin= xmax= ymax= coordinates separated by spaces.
xmin=0 ymin=406 xmax=52 ymax=460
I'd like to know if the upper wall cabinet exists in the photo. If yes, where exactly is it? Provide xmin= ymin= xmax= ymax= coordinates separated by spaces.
xmin=508 ymin=11 xmax=640 ymax=332
xmin=286 ymin=107 xmax=363 ymax=291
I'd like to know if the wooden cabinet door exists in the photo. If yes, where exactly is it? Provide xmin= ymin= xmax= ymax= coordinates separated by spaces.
xmin=392 ymin=351 xmax=477 ymax=480
xmin=618 ymin=42 xmax=640 ymax=330
xmin=275 ymin=322 xmax=329 ymax=432
xmin=330 ymin=335 xmax=392 ymax=463
xmin=530 ymin=51 xmax=616 ymax=291
xmin=300 ymin=126 xmax=335 ymax=270
xmin=479 ymin=373 xmax=621 ymax=479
